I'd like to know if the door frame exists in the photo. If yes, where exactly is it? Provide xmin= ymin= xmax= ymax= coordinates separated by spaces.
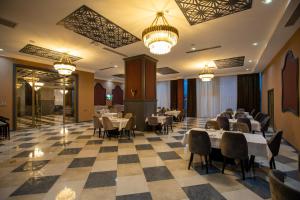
xmin=12 ymin=64 xmax=79 ymax=130
xmin=267 ymin=89 xmax=275 ymax=129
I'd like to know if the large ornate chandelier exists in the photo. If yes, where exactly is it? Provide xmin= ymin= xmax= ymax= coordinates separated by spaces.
xmin=142 ymin=12 xmax=179 ymax=55
xmin=54 ymin=53 xmax=76 ymax=76
xmin=199 ymin=65 xmax=215 ymax=82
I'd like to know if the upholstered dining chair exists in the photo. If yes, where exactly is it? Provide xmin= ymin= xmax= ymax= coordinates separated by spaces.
xmin=225 ymin=108 xmax=234 ymax=115
xmin=254 ymin=112 xmax=264 ymax=122
xmin=93 ymin=116 xmax=103 ymax=138
xmin=205 ymin=120 xmax=220 ymax=130
xmin=235 ymin=112 xmax=246 ymax=119
xmin=237 ymin=108 xmax=245 ymax=112
xmin=269 ymin=170 xmax=300 ymax=200
xmin=220 ymin=112 xmax=232 ymax=119
xmin=260 ymin=116 xmax=271 ymax=138
xmin=102 ymin=117 xmax=118 ymax=139
xmin=217 ymin=116 xmax=230 ymax=131
xmin=188 ymin=130 xmax=212 ymax=174
xmin=164 ymin=116 xmax=173 ymax=134
xmin=237 ymin=118 xmax=252 ymax=132
xmin=250 ymin=109 xmax=256 ymax=116
xmin=220 ymin=131 xmax=248 ymax=180
xmin=123 ymin=117 xmax=135 ymax=139
xmin=124 ymin=113 xmax=133 ymax=119
xmin=268 ymin=131 xmax=283 ymax=169
xmin=232 ymin=122 xmax=250 ymax=133
xmin=148 ymin=117 xmax=161 ymax=133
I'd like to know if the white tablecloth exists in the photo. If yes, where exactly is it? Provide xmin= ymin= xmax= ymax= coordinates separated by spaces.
xmin=182 ymin=128 xmax=271 ymax=159
xmin=165 ymin=110 xmax=181 ymax=118
xmin=217 ymin=112 xmax=252 ymax=119
xmin=102 ymin=113 xmax=118 ymax=118
xmin=211 ymin=118 xmax=261 ymax=132
xmin=145 ymin=116 xmax=167 ymax=124
xmin=100 ymin=117 xmax=128 ymax=131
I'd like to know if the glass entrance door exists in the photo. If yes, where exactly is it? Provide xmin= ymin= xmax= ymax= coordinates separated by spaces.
xmin=15 ymin=67 xmax=77 ymax=130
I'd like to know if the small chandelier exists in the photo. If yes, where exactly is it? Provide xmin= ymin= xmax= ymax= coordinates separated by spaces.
xmin=142 ymin=12 xmax=179 ymax=55
xmin=199 ymin=65 xmax=215 ymax=82
xmin=24 ymin=77 xmax=44 ymax=91
xmin=54 ymin=53 xmax=76 ymax=76
xmin=60 ymin=90 xmax=68 ymax=94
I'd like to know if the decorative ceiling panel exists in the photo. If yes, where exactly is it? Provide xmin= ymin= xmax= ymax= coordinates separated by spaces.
xmin=57 ymin=5 xmax=140 ymax=48
xmin=113 ymin=74 xmax=125 ymax=78
xmin=214 ymin=56 xmax=245 ymax=68
xmin=157 ymin=67 xmax=179 ymax=75
xmin=175 ymin=0 xmax=253 ymax=25
xmin=19 ymin=44 xmax=82 ymax=62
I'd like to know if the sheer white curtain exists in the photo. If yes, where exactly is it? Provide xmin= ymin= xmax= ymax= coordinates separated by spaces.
xmin=196 ymin=78 xmax=220 ymax=118
xmin=196 ymin=76 xmax=237 ymax=118
xmin=156 ymin=81 xmax=170 ymax=109
xmin=219 ymin=76 xmax=237 ymax=112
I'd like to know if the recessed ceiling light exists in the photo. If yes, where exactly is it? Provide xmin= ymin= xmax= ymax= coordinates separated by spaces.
xmin=246 ymin=68 xmax=250 ymax=71
xmin=0 ymin=48 xmax=3 ymax=51
xmin=252 ymin=42 xmax=258 ymax=46
xmin=114 ymin=65 xmax=118 ymax=68
xmin=191 ymin=47 xmax=196 ymax=51
xmin=248 ymin=60 xmax=253 ymax=63
xmin=262 ymin=0 xmax=272 ymax=4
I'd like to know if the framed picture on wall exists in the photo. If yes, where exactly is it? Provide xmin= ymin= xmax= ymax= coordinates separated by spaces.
xmin=282 ymin=50 xmax=299 ymax=116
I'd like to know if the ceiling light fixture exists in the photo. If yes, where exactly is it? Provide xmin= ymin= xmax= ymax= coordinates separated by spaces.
xmin=199 ymin=64 xmax=215 ymax=82
xmin=0 ymin=48 xmax=3 ymax=51
xmin=142 ymin=12 xmax=179 ymax=55
xmin=60 ymin=90 xmax=68 ymax=94
xmin=248 ymin=60 xmax=253 ymax=63
xmin=262 ymin=0 xmax=272 ymax=4
xmin=252 ymin=42 xmax=258 ymax=46
xmin=53 ymin=53 xmax=76 ymax=76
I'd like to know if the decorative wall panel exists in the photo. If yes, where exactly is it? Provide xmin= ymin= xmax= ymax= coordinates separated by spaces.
xmin=94 ymin=83 xmax=106 ymax=106
xmin=112 ymin=85 xmax=123 ymax=105
xmin=19 ymin=44 xmax=82 ymax=62
xmin=214 ymin=56 xmax=245 ymax=69
xmin=175 ymin=0 xmax=252 ymax=25
xmin=57 ymin=5 xmax=140 ymax=48
xmin=282 ymin=50 xmax=299 ymax=116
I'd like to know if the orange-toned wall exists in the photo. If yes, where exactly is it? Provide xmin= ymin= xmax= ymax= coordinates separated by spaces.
xmin=0 ymin=56 xmax=94 ymax=127
xmin=262 ymin=28 xmax=300 ymax=150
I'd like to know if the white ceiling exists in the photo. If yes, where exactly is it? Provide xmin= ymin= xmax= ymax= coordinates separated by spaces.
xmin=0 ymin=0 xmax=298 ymax=82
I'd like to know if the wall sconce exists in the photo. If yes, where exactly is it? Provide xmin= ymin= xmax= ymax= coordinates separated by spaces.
xmin=131 ymin=89 xmax=137 ymax=97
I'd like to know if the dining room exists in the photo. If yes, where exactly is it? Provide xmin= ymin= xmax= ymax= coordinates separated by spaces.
xmin=0 ymin=0 xmax=300 ymax=200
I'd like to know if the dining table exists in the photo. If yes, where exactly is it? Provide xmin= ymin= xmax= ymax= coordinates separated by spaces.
xmin=145 ymin=115 xmax=167 ymax=125
xmin=165 ymin=110 xmax=181 ymax=118
xmin=210 ymin=117 xmax=261 ymax=132
xmin=182 ymin=128 xmax=271 ymax=159
xmin=100 ymin=117 xmax=129 ymax=131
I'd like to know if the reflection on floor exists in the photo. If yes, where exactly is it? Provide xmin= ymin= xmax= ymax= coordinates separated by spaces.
xmin=0 ymin=118 xmax=299 ymax=200
xmin=17 ymin=115 xmax=75 ymax=129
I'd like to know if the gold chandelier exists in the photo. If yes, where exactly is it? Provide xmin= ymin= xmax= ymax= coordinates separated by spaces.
xmin=142 ymin=12 xmax=179 ymax=55
xmin=199 ymin=65 xmax=215 ymax=82
xmin=54 ymin=53 xmax=76 ymax=76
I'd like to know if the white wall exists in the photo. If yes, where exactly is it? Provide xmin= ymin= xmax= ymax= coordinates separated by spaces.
xmin=156 ymin=81 xmax=170 ymax=109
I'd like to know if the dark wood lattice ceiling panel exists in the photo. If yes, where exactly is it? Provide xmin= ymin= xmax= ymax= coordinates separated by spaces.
xmin=19 ymin=44 xmax=82 ymax=62
xmin=175 ymin=0 xmax=253 ymax=25
xmin=57 ymin=5 xmax=140 ymax=48
xmin=214 ymin=56 xmax=245 ymax=69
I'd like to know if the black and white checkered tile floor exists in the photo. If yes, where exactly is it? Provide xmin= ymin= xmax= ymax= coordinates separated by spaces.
xmin=0 ymin=118 xmax=299 ymax=200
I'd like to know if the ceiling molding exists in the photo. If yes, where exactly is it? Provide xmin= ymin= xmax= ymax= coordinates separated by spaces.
xmin=57 ymin=5 xmax=140 ymax=49
xmin=19 ymin=44 xmax=82 ymax=62
xmin=175 ymin=0 xmax=252 ymax=25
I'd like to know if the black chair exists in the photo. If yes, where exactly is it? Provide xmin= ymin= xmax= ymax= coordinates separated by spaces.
xmin=237 ymin=118 xmax=251 ymax=132
xmin=164 ymin=116 xmax=173 ymax=134
xmin=232 ymin=122 xmax=250 ymax=133
xmin=188 ymin=130 xmax=211 ymax=173
xmin=220 ymin=132 xmax=248 ymax=180
xmin=217 ymin=116 xmax=230 ymax=131
xmin=0 ymin=116 xmax=10 ymax=140
xmin=250 ymin=109 xmax=255 ymax=116
xmin=220 ymin=112 xmax=232 ymax=119
xmin=268 ymin=131 xmax=283 ymax=169
xmin=269 ymin=170 xmax=300 ymax=200
xmin=254 ymin=112 xmax=264 ymax=122
xmin=205 ymin=120 xmax=220 ymax=130
xmin=235 ymin=112 xmax=246 ymax=119
xmin=260 ymin=116 xmax=270 ymax=138
xmin=225 ymin=108 xmax=234 ymax=115
xmin=148 ymin=117 xmax=161 ymax=133
xmin=123 ymin=117 xmax=135 ymax=139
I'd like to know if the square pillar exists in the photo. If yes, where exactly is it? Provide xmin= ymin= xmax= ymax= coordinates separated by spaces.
xmin=124 ymin=54 xmax=157 ymax=131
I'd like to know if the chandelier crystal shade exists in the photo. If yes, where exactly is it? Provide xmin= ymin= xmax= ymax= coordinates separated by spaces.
xmin=54 ymin=53 xmax=76 ymax=76
xmin=199 ymin=65 xmax=215 ymax=82
xmin=142 ymin=12 xmax=179 ymax=55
